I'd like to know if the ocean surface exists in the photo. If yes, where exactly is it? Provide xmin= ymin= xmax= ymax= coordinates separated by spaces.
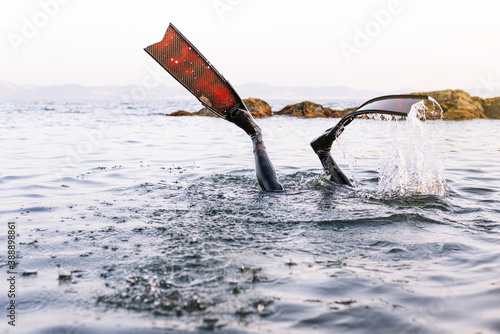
xmin=1 ymin=99 xmax=499 ymax=334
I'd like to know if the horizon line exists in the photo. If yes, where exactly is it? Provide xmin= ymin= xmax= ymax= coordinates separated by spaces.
xmin=1 ymin=80 xmax=497 ymax=99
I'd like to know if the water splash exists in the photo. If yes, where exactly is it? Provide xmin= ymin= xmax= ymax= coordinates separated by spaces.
xmin=377 ymin=99 xmax=447 ymax=197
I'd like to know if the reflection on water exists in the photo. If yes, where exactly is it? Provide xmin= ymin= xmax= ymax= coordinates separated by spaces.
xmin=1 ymin=100 xmax=499 ymax=333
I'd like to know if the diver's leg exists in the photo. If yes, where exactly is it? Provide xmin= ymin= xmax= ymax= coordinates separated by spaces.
xmin=228 ymin=108 xmax=283 ymax=191
xmin=251 ymin=132 xmax=284 ymax=191
xmin=313 ymin=148 xmax=352 ymax=186
xmin=310 ymin=132 xmax=352 ymax=186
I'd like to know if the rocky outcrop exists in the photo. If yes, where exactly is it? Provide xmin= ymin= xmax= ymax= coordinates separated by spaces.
xmin=414 ymin=90 xmax=486 ymax=120
xmin=168 ymin=108 xmax=216 ymax=116
xmin=275 ymin=101 xmax=344 ymax=118
xmin=194 ymin=108 xmax=216 ymax=117
xmin=243 ymin=98 xmax=272 ymax=118
xmin=481 ymin=97 xmax=500 ymax=119
xmin=168 ymin=90 xmax=500 ymax=120
xmin=169 ymin=98 xmax=271 ymax=118
xmin=169 ymin=110 xmax=193 ymax=116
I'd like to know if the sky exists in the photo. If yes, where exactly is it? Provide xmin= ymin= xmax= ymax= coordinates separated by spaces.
xmin=1 ymin=0 xmax=500 ymax=94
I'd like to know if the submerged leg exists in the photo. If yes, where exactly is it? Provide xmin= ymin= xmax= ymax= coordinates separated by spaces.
xmin=227 ymin=108 xmax=284 ymax=192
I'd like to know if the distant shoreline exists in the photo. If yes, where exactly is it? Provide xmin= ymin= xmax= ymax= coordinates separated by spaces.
xmin=169 ymin=89 xmax=500 ymax=121
xmin=2 ymin=82 xmax=499 ymax=120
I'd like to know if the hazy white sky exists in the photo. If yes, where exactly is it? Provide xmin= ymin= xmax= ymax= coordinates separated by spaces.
xmin=1 ymin=0 xmax=499 ymax=93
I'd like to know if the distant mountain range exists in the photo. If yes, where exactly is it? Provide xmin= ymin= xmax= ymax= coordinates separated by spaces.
xmin=0 ymin=81 xmax=404 ymax=101
xmin=1 ymin=81 xmax=496 ymax=101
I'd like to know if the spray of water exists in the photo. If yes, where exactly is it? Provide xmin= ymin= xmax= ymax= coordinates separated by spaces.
xmin=377 ymin=99 xmax=447 ymax=197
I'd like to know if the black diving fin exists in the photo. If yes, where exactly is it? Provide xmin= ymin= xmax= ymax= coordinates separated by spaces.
xmin=310 ymin=95 xmax=442 ymax=186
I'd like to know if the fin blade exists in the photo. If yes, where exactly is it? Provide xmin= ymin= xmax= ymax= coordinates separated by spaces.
xmin=144 ymin=24 xmax=241 ymax=117
xmin=357 ymin=94 xmax=430 ymax=115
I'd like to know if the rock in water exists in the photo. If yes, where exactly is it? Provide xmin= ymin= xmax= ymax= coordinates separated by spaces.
xmin=168 ymin=110 xmax=193 ymax=116
xmin=194 ymin=108 xmax=217 ymax=117
xmin=275 ymin=101 xmax=343 ymax=118
xmin=243 ymin=98 xmax=272 ymax=118
xmin=168 ymin=108 xmax=216 ymax=117
xmin=170 ymin=98 xmax=272 ymax=118
xmin=415 ymin=90 xmax=486 ymax=120
xmin=481 ymin=97 xmax=500 ymax=119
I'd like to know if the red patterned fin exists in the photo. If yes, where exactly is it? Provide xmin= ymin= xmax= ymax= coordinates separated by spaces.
xmin=144 ymin=24 xmax=240 ymax=117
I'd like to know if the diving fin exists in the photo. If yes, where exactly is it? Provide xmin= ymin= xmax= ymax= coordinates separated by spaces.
xmin=145 ymin=24 xmax=283 ymax=191
xmin=144 ymin=23 xmax=243 ymax=118
xmin=311 ymin=95 xmax=442 ymax=186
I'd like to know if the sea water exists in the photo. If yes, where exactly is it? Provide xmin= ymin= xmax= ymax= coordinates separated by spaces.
xmin=1 ymin=99 xmax=499 ymax=333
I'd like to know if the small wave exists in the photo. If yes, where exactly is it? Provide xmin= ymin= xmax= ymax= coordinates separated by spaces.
xmin=313 ymin=212 xmax=445 ymax=227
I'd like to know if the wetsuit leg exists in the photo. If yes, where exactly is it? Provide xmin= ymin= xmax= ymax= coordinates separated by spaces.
xmin=227 ymin=108 xmax=283 ymax=192
xmin=310 ymin=131 xmax=352 ymax=186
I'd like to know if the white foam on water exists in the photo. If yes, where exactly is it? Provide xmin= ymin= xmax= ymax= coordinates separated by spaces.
xmin=377 ymin=99 xmax=447 ymax=196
